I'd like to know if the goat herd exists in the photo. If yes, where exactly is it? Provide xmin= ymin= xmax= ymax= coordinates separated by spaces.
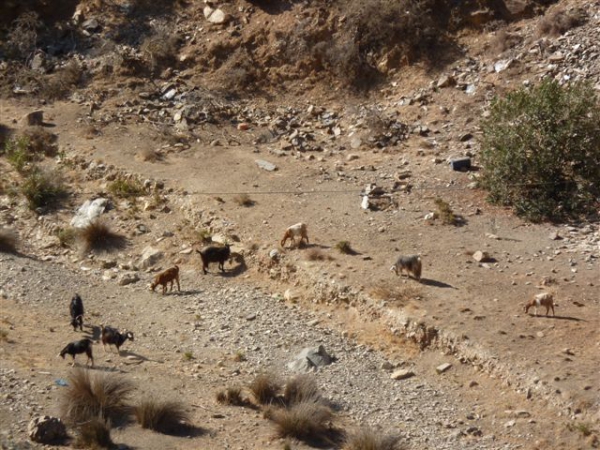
xmin=58 ymin=222 xmax=557 ymax=367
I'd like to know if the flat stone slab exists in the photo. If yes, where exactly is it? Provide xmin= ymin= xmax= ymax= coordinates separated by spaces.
xmin=391 ymin=369 xmax=415 ymax=380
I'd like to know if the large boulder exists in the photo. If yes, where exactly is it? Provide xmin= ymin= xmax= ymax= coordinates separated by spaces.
xmin=71 ymin=198 xmax=109 ymax=228
xmin=28 ymin=416 xmax=67 ymax=444
xmin=287 ymin=345 xmax=334 ymax=373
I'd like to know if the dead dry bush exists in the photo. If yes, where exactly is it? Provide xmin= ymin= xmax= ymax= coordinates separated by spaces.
xmin=305 ymin=248 xmax=333 ymax=262
xmin=343 ymin=428 xmax=403 ymax=450
xmin=249 ymin=373 xmax=282 ymax=406
xmin=141 ymin=27 xmax=178 ymax=73
xmin=135 ymin=399 xmax=190 ymax=434
xmin=60 ymin=369 xmax=134 ymax=425
xmin=79 ymin=220 xmax=127 ymax=253
xmin=264 ymin=401 xmax=335 ymax=444
xmin=216 ymin=386 xmax=252 ymax=407
xmin=216 ymin=48 xmax=257 ymax=93
xmin=369 ymin=283 xmax=423 ymax=307
xmin=488 ymin=29 xmax=522 ymax=55
xmin=75 ymin=418 xmax=114 ymax=449
xmin=283 ymin=375 xmax=322 ymax=407
xmin=40 ymin=61 xmax=84 ymax=100
xmin=20 ymin=127 xmax=58 ymax=157
xmin=0 ymin=229 xmax=18 ymax=254
xmin=2 ymin=12 xmax=40 ymax=60
xmin=537 ymin=7 xmax=586 ymax=37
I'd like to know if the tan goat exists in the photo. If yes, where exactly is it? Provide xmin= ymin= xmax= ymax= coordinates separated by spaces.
xmin=525 ymin=292 xmax=555 ymax=316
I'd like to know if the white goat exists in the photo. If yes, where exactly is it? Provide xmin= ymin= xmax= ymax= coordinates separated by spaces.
xmin=280 ymin=223 xmax=309 ymax=248
xmin=525 ymin=292 xmax=556 ymax=316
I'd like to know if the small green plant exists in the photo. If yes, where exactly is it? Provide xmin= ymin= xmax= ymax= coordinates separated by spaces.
xmin=335 ymin=240 xmax=353 ymax=254
xmin=108 ymin=178 xmax=145 ymax=199
xmin=75 ymin=418 xmax=114 ymax=449
xmin=305 ymin=248 xmax=333 ymax=261
xmin=0 ymin=229 xmax=18 ymax=253
xmin=5 ymin=136 xmax=31 ymax=173
xmin=197 ymin=229 xmax=212 ymax=244
xmin=480 ymin=79 xmax=600 ymax=222
xmin=183 ymin=351 xmax=194 ymax=361
xmin=0 ymin=329 xmax=8 ymax=342
xmin=21 ymin=168 xmax=68 ymax=211
xmin=135 ymin=399 xmax=190 ymax=434
xmin=56 ymin=227 xmax=77 ymax=248
xmin=232 ymin=350 xmax=246 ymax=362
xmin=59 ymin=369 xmax=134 ymax=425
xmin=249 ymin=373 xmax=281 ymax=405
xmin=79 ymin=221 xmax=127 ymax=253
xmin=575 ymin=422 xmax=593 ymax=437
xmin=342 ymin=428 xmax=402 ymax=450
xmin=233 ymin=193 xmax=254 ymax=207
xmin=434 ymin=198 xmax=456 ymax=225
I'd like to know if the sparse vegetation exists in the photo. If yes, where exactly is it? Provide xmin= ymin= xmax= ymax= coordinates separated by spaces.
xmin=305 ymin=248 xmax=333 ymax=261
xmin=79 ymin=221 xmax=127 ymax=253
xmin=232 ymin=350 xmax=246 ymax=362
xmin=369 ymin=284 xmax=423 ymax=306
xmin=537 ymin=7 xmax=586 ymax=37
xmin=283 ymin=375 xmax=321 ymax=407
xmin=108 ymin=178 xmax=146 ymax=199
xmin=233 ymin=193 xmax=254 ymax=207
xmin=183 ymin=351 xmax=194 ymax=361
xmin=434 ymin=198 xmax=456 ymax=225
xmin=216 ymin=386 xmax=248 ymax=407
xmin=0 ymin=229 xmax=18 ymax=253
xmin=0 ymin=329 xmax=8 ymax=342
xmin=56 ymin=227 xmax=77 ymax=248
xmin=21 ymin=168 xmax=68 ymax=211
xmin=60 ymin=369 xmax=134 ymax=425
xmin=343 ymin=428 xmax=402 ymax=450
xmin=197 ymin=228 xmax=212 ymax=244
xmin=481 ymin=79 xmax=600 ymax=222
xmin=75 ymin=418 xmax=114 ymax=449
xmin=265 ymin=401 xmax=334 ymax=443
xmin=335 ymin=240 xmax=353 ymax=254
xmin=20 ymin=127 xmax=57 ymax=156
xmin=135 ymin=399 xmax=190 ymax=434
xmin=575 ymin=422 xmax=593 ymax=437
xmin=140 ymin=22 xmax=178 ymax=73
xmin=249 ymin=373 xmax=282 ymax=405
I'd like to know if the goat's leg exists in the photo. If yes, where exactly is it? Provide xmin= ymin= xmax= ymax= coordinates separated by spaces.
xmin=176 ymin=276 xmax=181 ymax=292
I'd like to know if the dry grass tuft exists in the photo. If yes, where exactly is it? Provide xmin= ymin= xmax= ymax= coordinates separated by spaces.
xmin=343 ymin=428 xmax=403 ymax=450
xmin=108 ymin=178 xmax=146 ymax=199
xmin=135 ymin=399 xmax=190 ymax=434
xmin=305 ymin=248 xmax=333 ymax=261
xmin=216 ymin=386 xmax=250 ymax=407
xmin=249 ymin=373 xmax=282 ymax=405
xmin=434 ymin=198 xmax=456 ymax=225
xmin=233 ymin=193 xmax=254 ymax=207
xmin=0 ymin=229 xmax=18 ymax=253
xmin=21 ymin=168 xmax=68 ymax=211
xmin=79 ymin=221 xmax=127 ymax=253
xmin=265 ymin=401 xmax=334 ymax=443
xmin=60 ymin=369 xmax=134 ymax=425
xmin=75 ymin=418 xmax=114 ymax=449
xmin=21 ymin=127 xmax=58 ymax=157
xmin=335 ymin=240 xmax=353 ymax=254
xmin=283 ymin=375 xmax=321 ymax=407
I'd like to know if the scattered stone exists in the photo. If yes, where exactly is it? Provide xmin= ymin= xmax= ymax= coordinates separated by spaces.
xmin=391 ymin=369 xmax=415 ymax=380
xmin=549 ymin=231 xmax=562 ymax=240
xmin=255 ymin=159 xmax=277 ymax=171
xmin=437 ymin=75 xmax=456 ymax=88
xmin=28 ymin=416 xmax=67 ymax=444
xmin=138 ymin=246 xmax=164 ymax=269
xmin=71 ymin=198 xmax=109 ymax=228
xmin=436 ymin=363 xmax=452 ymax=374
xmin=21 ymin=111 xmax=44 ymax=126
xmin=287 ymin=345 xmax=333 ymax=373
xmin=118 ymin=272 xmax=140 ymax=286
xmin=204 ymin=7 xmax=229 ymax=24
xmin=237 ymin=123 xmax=250 ymax=131
xmin=472 ymin=251 xmax=491 ymax=263
xmin=449 ymin=157 xmax=472 ymax=171
xmin=82 ymin=18 xmax=101 ymax=32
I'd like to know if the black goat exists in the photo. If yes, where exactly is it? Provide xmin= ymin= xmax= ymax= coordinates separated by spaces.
xmin=69 ymin=294 xmax=84 ymax=331
xmin=196 ymin=244 xmax=231 ymax=274
xmin=101 ymin=326 xmax=134 ymax=355
xmin=59 ymin=338 xmax=94 ymax=367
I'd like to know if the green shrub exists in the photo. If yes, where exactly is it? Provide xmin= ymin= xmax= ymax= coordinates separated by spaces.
xmin=21 ymin=168 xmax=67 ymax=211
xmin=5 ymin=136 xmax=31 ymax=173
xmin=335 ymin=240 xmax=353 ymax=254
xmin=108 ymin=178 xmax=145 ymax=198
xmin=480 ymin=79 xmax=600 ymax=222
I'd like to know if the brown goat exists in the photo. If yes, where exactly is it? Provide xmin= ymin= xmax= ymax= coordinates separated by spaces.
xmin=525 ymin=292 xmax=555 ymax=316
xmin=151 ymin=265 xmax=180 ymax=295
